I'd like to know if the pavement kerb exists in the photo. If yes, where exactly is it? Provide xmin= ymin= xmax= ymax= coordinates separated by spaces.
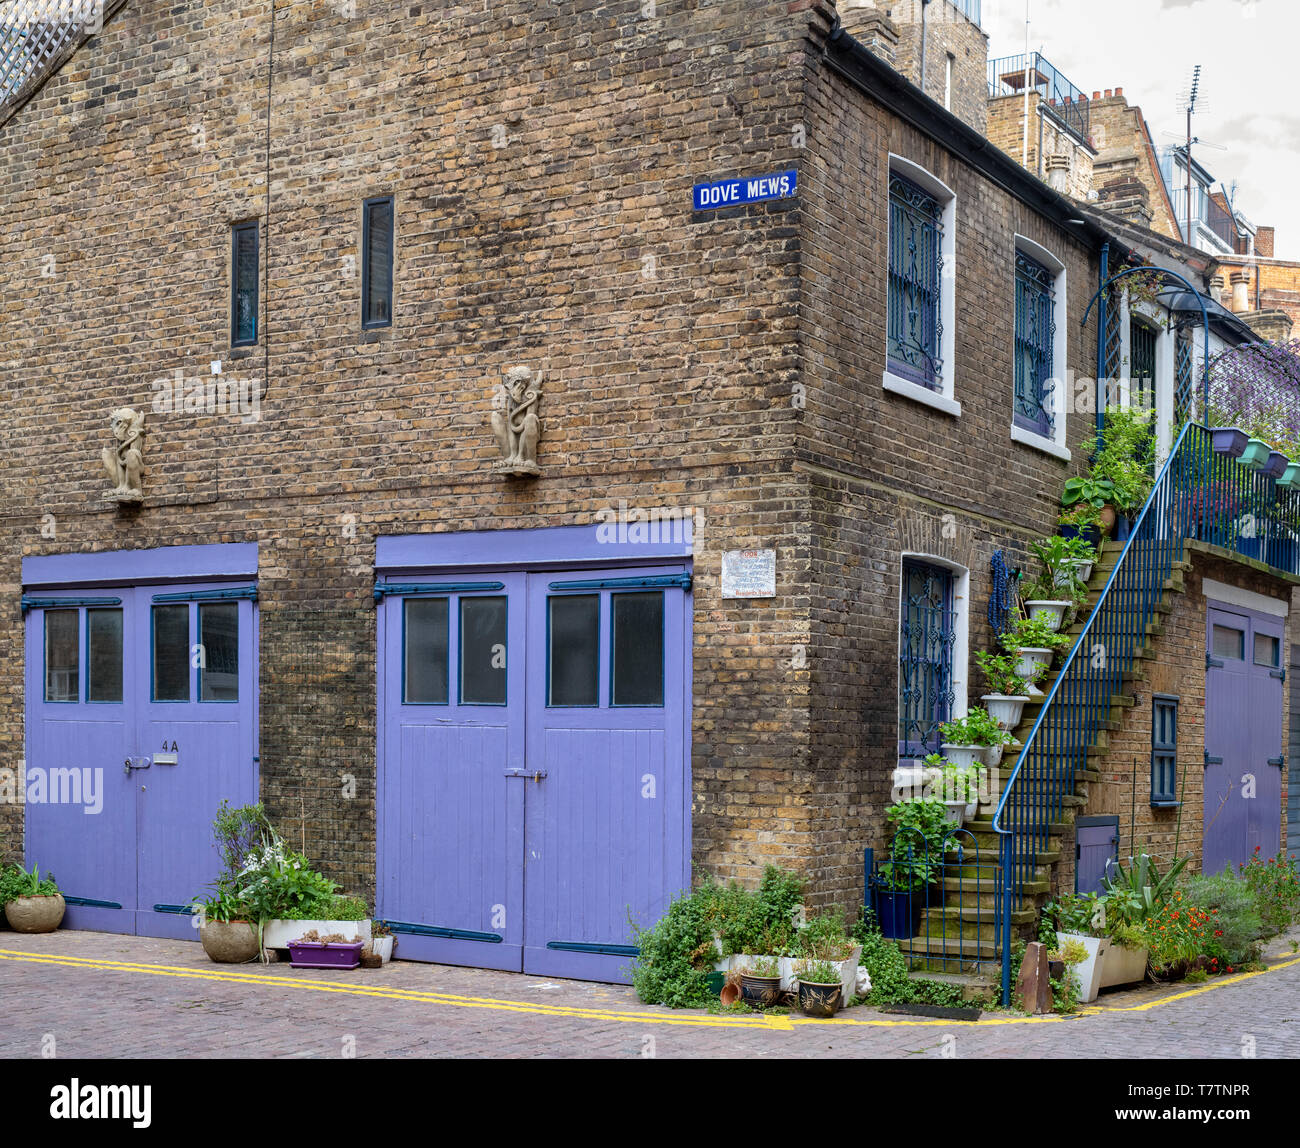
xmin=3 ymin=947 xmax=1296 ymax=1030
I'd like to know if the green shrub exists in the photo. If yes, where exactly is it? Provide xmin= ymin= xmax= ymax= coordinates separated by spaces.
xmin=1181 ymin=869 xmax=1268 ymax=967
xmin=854 ymin=919 xmax=915 ymax=1006
xmin=1239 ymin=850 xmax=1300 ymax=934
xmin=630 ymin=882 xmax=724 ymax=1009
xmin=0 ymin=862 xmax=59 ymax=904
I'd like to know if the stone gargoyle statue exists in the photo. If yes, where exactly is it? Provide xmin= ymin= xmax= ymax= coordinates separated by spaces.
xmin=491 ymin=365 xmax=541 ymax=476
xmin=102 ymin=407 xmax=145 ymax=502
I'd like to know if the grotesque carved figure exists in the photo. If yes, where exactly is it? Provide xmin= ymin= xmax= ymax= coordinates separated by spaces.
xmin=492 ymin=365 xmax=541 ymax=476
xmin=102 ymin=407 xmax=145 ymax=500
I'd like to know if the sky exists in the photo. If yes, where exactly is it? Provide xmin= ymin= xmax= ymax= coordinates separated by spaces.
xmin=981 ymin=0 xmax=1298 ymax=259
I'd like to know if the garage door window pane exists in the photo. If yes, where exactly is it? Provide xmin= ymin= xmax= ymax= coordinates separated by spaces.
xmin=612 ymin=592 xmax=664 ymax=706
xmin=44 ymin=610 xmax=79 ymax=702
xmin=549 ymin=595 xmax=599 ymax=707
xmin=153 ymin=605 xmax=191 ymax=702
xmin=87 ymin=609 xmax=123 ymax=703
xmin=1254 ymin=633 xmax=1280 ymax=668
xmin=460 ymin=596 xmax=507 ymax=705
xmin=1212 ymin=624 xmax=1244 ymax=662
xmin=405 ymin=598 xmax=449 ymax=704
xmin=200 ymin=603 xmax=239 ymax=702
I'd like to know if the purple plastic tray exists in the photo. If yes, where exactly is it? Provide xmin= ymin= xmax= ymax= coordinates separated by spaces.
xmin=287 ymin=940 xmax=363 ymax=969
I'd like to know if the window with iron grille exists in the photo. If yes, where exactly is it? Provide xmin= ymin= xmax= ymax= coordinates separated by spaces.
xmin=230 ymin=220 xmax=259 ymax=347
xmin=1129 ymin=317 xmax=1158 ymax=413
xmin=362 ymin=196 xmax=395 ymax=328
xmin=1174 ymin=329 xmax=1195 ymax=425
xmin=1151 ymin=695 xmax=1178 ymax=805
xmin=898 ymin=560 xmax=957 ymax=757
xmin=1013 ymin=250 xmax=1055 ymax=437
xmin=887 ymin=173 xmax=944 ymax=390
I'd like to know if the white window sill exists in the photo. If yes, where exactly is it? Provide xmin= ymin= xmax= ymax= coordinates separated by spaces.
xmin=1011 ymin=423 xmax=1071 ymax=462
xmin=882 ymin=371 xmax=961 ymax=417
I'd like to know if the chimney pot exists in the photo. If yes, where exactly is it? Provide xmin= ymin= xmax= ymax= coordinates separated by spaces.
xmin=1104 ymin=88 xmax=1113 ymax=98
xmin=1115 ymin=86 xmax=1123 ymax=97
xmin=1093 ymin=90 xmax=1101 ymax=100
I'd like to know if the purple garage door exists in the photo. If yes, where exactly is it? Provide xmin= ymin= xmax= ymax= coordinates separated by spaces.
xmin=1204 ymin=603 xmax=1285 ymax=876
xmin=23 ymin=583 xmax=259 ymax=939
xmin=377 ymin=564 xmax=690 ymax=982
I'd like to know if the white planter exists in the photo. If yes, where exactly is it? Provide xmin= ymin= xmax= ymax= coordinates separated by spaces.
xmin=1053 ymin=560 xmax=1093 ymax=590
xmin=369 ymin=935 xmax=394 ymax=964
xmin=1057 ymin=931 xmax=1108 ymax=1004
xmin=981 ymin=694 xmax=1028 ymax=732
xmin=262 ymin=918 xmax=372 ymax=949
xmin=1015 ymin=648 xmax=1053 ymax=695
xmin=941 ymin=744 xmax=982 ymax=770
xmin=980 ymin=742 xmax=1006 ymax=769
xmin=1026 ymin=600 xmax=1071 ymax=631
xmin=963 ymin=799 xmax=978 ymax=822
xmin=891 ymin=762 xmax=941 ymax=803
xmin=1099 ymin=942 xmax=1147 ymax=988
xmin=941 ymin=800 xmax=965 ymax=827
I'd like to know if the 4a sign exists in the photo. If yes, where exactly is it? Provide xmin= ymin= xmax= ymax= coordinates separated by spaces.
xmin=693 ymin=169 xmax=797 ymax=211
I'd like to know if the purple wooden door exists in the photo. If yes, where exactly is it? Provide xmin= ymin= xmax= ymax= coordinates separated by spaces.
xmin=523 ymin=567 xmax=690 ymax=981
xmin=24 ymin=595 xmax=136 ymax=933
xmin=1075 ymin=818 xmax=1119 ymax=896
xmin=377 ymin=563 xmax=691 ymax=982
xmin=1205 ymin=604 xmax=1285 ymax=876
xmin=134 ymin=586 xmax=259 ymax=939
xmin=24 ymin=584 xmax=259 ymax=938
xmin=377 ymin=574 xmax=526 ymax=969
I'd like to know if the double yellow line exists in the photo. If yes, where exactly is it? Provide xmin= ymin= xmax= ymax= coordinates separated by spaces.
xmin=1 ymin=947 xmax=1294 ymax=1029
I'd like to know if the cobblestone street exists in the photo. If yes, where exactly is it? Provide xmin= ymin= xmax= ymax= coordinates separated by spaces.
xmin=3 ymin=929 xmax=1299 ymax=1060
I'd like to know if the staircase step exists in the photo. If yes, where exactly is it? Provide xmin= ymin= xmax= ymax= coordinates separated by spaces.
xmin=896 ymin=937 xmax=999 ymax=960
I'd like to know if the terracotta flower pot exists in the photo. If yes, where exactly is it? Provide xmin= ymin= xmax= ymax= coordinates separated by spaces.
xmin=1098 ymin=505 xmax=1117 ymax=536
xmin=199 ymin=919 xmax=260 ymax=963
xmin=4 ymin=893 xmax=65 ymax=933
xmin=719 ymin=982 xmax=740 ymax=1006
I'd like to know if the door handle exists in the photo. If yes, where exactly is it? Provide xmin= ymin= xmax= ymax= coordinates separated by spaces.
xmin=1268 ymin=756 xmax=1285 ymax=767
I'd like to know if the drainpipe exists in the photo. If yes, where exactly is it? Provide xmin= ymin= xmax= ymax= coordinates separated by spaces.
xmin=1096 ymin=242 xmax=1109 ymax=445
xmin=919 ymin=0 xmax=932 ymax=95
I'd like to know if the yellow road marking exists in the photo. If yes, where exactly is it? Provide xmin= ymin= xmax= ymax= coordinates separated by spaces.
xmin=1 ymin=947 xmax=1294 ymax=1030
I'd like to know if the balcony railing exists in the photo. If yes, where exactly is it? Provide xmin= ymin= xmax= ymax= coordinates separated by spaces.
xmin=988 ymin=52 xmax=1091 ymax=146
xmin=1170 ymin=186 xmax=1239 ymax=249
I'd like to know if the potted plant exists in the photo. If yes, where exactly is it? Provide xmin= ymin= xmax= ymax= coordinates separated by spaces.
xmin=193 ymin=887 xmax=259 ymax=963
xmin=1209 ymin=426 xmax=1249 ymax=457
xmin=369 ymin=917 xmax=396 ymax=965
xmin=793 ymin=959 xmax=843 ymax=1018
xmin=740 ymin=955 xmax=782 ymax=1009
xmin=1057 ymin=501 xmax=1103 ymax=546
xmin=922 ymin=753 xmax=967 ymax=826
xmin=1278 ymin=461 xmax=1300 ymax=490
xmin=1240 ymin=437 xmax=1272 ymax=470
xmin=1033 ymin=533 xmax=1098 ymax=590
xmin=1266 ymin=451 xmax=1290 ymax=480
xmin=0 ymin=863 xmax=64 ymax=933
xmin=1023 ymin=583 xmax=1072 ymax=633
xmin=287 ymin=929 xmax=365 ymax=969
xmin=870 ymin=861 xmax=924 ymax=940
xmin=976 ymin=650 xmax=1037 ymax=731
xmin=1081 ymin=406 xmax=1157 ymax=538
xmin=1061 ymin=475 xmax=1118 ymax=536
xmin=1043 ymin=893 xmax=1109 ymax=1004
xmin=942 ymin=707 xmax=1015 ymax=769
xmin=1000 ymin=615 xmax=1071 ymax=695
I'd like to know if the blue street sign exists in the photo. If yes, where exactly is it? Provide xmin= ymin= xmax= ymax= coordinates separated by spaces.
xmin=692 ymin=169 xmax=797 ymax=212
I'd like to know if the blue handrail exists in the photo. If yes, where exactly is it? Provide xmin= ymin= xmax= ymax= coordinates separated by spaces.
xmin=993 ymin=420 xmax=1300 ymax=1005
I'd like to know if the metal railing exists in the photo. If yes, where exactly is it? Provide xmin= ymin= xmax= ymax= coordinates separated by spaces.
xmin=994 ymin=423 xmax=1300 ymax=1004
xmin=987 ymin=52 xmax=1090 ymax=145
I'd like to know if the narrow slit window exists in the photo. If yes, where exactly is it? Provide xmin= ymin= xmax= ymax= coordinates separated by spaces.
xmin=1151 ymin=696 xmax=1178 ymax=805
xmin=611 ymin=592 xmax=664 ymax=706
xmin=1013 ymin=250 xmax=1056 ymax=438
xmin=199 ymin=602 xmax=239 ymax=702
xmin=44 ymin=610 xmax=79 ymax=702
xmin=87 ymin=608 xmax=124 ymax=703
xmin=460 ymin=596 xmax=507 ymax=705
xmin=152 ymin=605 xmax=191 ymax=702
xmin=362 ymin=196 xmax=395 ymax=328
xmin=231 ymin=220 xmax=259 ymax=346
xmin=548 ymin=595 xmax=599 ymax=707
xmin=404 ymin=598 xmax=449 ymax=704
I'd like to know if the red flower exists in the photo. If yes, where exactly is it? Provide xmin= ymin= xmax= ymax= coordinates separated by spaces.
xmin=1228 ymin=966 xmax=1235 ymax=973
xmin=1215 ymin=929 xmax=1223 ymax=937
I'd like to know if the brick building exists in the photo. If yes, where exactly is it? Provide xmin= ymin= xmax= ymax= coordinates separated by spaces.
xmin=1 ymin=0 xmax=1293 ymax=982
